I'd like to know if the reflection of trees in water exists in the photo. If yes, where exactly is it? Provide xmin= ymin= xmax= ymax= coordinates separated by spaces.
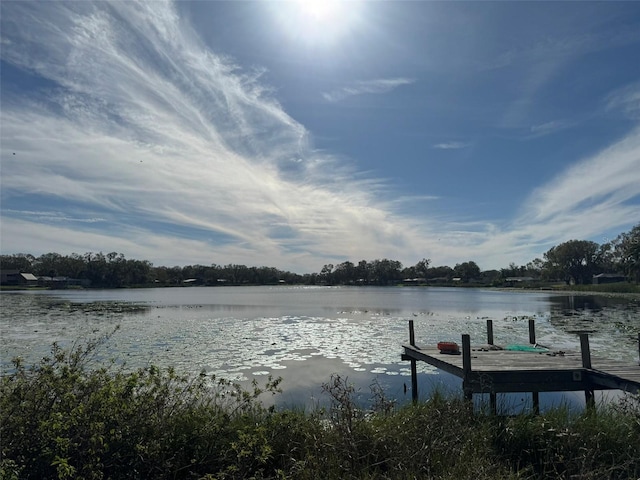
xmin=547 ymin=295 xmax=640 ymax=347
xmin=549 ymin=295 xmax=623 ymax=312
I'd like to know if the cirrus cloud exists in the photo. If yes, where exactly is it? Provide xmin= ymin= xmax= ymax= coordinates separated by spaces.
xmin=322 ymin=78 xmax=415 ymax=102
xmin=1 ymin=1 xmax=638 ymax=273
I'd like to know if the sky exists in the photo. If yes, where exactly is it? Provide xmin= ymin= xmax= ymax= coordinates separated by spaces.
xmin=1 ymin=1 xmax=639 ymax=273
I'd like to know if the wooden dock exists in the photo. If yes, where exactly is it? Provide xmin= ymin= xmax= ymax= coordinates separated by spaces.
xmin=401 ymin=320 xmax=640 ymax=412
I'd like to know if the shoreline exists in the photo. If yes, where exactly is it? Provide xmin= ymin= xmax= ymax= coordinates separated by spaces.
xmin=496 ymin=287 xmax=640 ymax=299
xmin=3 ymin=283 xmax=640 ymax=298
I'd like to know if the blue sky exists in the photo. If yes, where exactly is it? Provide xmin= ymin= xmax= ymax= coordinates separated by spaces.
xmin=1 ymin=1 xmax=639 ymax=272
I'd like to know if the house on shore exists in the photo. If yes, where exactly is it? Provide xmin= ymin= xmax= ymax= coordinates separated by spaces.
xmin=38 ymin=276 xmax=91 ymax=288
xmin=504 ymin=276 xmax=536 ymax=287
xmin=0 ymin=270 xmax=38 ymax=286
xmin=592 ymin=273 xmax=626 ymax=285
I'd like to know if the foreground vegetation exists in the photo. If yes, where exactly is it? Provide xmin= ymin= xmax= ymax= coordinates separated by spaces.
xmin=2 ymin=337 xmax=640 ymax=480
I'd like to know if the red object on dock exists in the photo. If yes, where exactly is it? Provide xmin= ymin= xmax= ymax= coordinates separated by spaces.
xmin=437 ymin=341 xmax=460 ymax=354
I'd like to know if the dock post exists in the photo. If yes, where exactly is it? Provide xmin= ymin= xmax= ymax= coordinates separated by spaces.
xmin=486 ymin=319 xmax=494 ymax=345
xmin=637 ymin=332 xmax=640 ymax=366
xmin=462 ymin=334 xmax=472 ymax=400
xmin=579 ymin=333 xmax=594 ymax=407
xmin=409 ymin=320 xmax=418 ymax=403
xmin=528 ymin=319 xmax=536 ymax=345
xmin=409 ymin=320 xmax=416 ymax=346
xmin=532 ymin=391 xmax=540 ymax=415
xmin=580 ymin=333 xmax=592 ymax=369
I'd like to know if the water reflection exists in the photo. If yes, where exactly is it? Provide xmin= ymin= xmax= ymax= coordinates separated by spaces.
xmin=547 ymin=295 xmax=640 ymax=357
xmin=2 ymin=287 xmax=639 ymax=408
xmin=549 ymin=294 xmax=636 ymax=312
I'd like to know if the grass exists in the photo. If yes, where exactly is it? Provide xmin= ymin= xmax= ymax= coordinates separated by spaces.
xmin=2 ymin=335 xmax=640 ymax=480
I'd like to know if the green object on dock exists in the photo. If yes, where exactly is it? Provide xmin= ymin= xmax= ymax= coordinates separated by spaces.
xmin=505 ymin=344 xmax=549 ymax=353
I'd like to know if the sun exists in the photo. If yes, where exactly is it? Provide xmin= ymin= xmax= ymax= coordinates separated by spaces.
xmin=275 ymin=0 xmax=360 ymax=47
xmin=296 ymin=0 xmax=342 ymax=23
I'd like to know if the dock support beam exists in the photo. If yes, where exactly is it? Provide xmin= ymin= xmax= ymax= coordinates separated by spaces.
xmin=580 ymin=333 xmax=595 ymax=407
xmin=462 ymin=334 xmax=472 ymax=400
xmin=409 ymin=320 xmax=418 ymax=403
xmin=529 ymin=319 xmax=536 ymax=345
xmin=486 ymin=319 xmax=494 ymax=345
xmin=532 ymin=391 xmax=540 ymax=415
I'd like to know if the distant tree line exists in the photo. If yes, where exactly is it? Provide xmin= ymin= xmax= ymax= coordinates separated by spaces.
xmin=499 ymin=223 xmax=640 ymax=285
xmin=1 ymin=224 xmax=638 ymax=288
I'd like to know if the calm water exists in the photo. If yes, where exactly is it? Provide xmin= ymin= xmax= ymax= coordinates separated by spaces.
xmin=1 ymin=286 xmax=639 ymax=409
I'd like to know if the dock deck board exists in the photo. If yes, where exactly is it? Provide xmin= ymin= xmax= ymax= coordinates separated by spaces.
xmin=402 ymin=342 xmax=640 ymax=396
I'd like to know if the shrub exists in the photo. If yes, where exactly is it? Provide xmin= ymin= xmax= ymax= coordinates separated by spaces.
xmin=2 ymin=334 xmax=640 ymax=479
xmin=493 ymin=398 xmax=640 ymax=479
xmin=0 ymin=332 xmax=281 ymax=479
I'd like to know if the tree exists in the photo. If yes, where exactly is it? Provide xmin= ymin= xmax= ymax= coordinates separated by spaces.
xmin=543 ymin=240 xmax=600 ymax=285
xmin=414 ymin=258 xmax=430 ymax=279
xmin=526 ymin=258 xmax=544 ymax=277
xmin=613 ymin=224 xmax=640 ymax=283
xmin=34 ymin=252 xmax=65 ymax=277
xmin=453 ymin=261 xmax=481 ymax=283
xmin=500 ymin=260 xmax=543 ymax=281
xmin=369 ymin=259 xmax=403 ymax=285
xmin=319 ymin=264 xmax=334 ymax=284
xmin=333 ymin=261 xmax=355 ymax=284
xmin=500 ymin=262 xmax=526 ymax=279
xmin=481 ymin=269 xmax=501 ymax=284
xmin=425 ymin=265 xmax=454 ymax=281
xmin=356 ymin=260 xmax=370 ymax=284
xmin=0 ymin=254 xmax=35 ymax=271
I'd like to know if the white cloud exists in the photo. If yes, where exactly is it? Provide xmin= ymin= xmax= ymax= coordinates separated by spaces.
xmin=322 ymin=78 xmax=414 ymax=102
xmin=3 ymin=210 xmax=106 ymax=223
xmin=495 ymin=25 xmax=640 ymax=129
xmin=0 ymin=217 xmax=233 ymax=268
xmin=1 ymin=1 xmax=638 ymax=273
xmin=522 ymin=126 xmax=640 ymax=226
xmin=605 ymin=82 xmax=640 ymax=120
xmin=412 ymin=126 xmax=640 ymax=269
xmin=480 ymin=126 xmax=640 ymax=265
xmin=432 ymin=141 xmax=471 ymax=150
xmin=529 ymin=119 xmax=572 ymax=137
xmin=0 ymin=2 xmax=426 ymax=271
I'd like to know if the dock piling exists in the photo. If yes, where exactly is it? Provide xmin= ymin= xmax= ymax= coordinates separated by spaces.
xmin=462 ymin=334 xmax=472 ymax=400
xmin=528 ymin=319 xmax=536 ymax=345
xmin=408 ymin=320 xmax=418 ymax=403
xmin=579 ymin=333 xmax=594 ymax=407
xmin=409 ymin=320 xmax=415 ymax=346
xmin=486 ymin=319 xmax=494 ymax=345
xmin=580 ymin=333 xmax=592 ymax=369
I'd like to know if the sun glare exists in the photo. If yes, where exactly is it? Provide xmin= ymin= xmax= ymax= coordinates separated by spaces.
xmin=300 ymin=0 xmax=341 ymax=22
xmin=275 ymin=0 xmax=360 ymax=46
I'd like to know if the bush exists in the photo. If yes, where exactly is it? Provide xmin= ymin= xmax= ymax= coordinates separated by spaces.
xmin=2 ymin=335 xmax=640 ymax=479
xmin=493 ymin=399 xmax=640 ymax=479
xmin=0 ymin=332 xmax=281 ymax=479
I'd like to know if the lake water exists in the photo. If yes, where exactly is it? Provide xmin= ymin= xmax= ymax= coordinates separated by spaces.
xmin=1 ymin=286 xmax=639 ymax=410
